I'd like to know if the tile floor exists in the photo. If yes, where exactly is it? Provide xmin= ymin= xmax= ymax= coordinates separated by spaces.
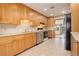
xmin=18 ymin=35 xmax=71 ymax=56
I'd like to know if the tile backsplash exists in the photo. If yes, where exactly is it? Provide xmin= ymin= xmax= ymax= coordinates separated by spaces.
xmin=0 ymin=24 xmax=16 ymax=31
xmin=0 ymin=23 xmax=37 ymax=35
xmin=0 ymin=23 xmax=34 ymax=35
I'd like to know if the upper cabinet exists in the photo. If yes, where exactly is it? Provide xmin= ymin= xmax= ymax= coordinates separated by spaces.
xmin=0 ymin=3 xmax=47 ymax=27
xmin=0 ymin=4 xmax=19 ymax=24
xmin=71 ymin=4 xmax=79 ymax=32
xmin=47 ymin=17 xmax=55 ymax=28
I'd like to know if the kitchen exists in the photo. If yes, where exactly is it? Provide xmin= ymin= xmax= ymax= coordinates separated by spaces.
xmin=0 ymin=3 xmax=55 ymax=56
xmin=0 ymin=3 xmax=79 ymax=56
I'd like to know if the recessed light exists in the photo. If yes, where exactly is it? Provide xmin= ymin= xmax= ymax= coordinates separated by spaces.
xmin=62 ymin=10 xmax=70 ymax=14
xmin=62 ymin=10 xmax=66 ymax=14
xmin=50 ymin=14 xmax=54 ymax=16
xmin=44 ymin=8 xmax=47 ymax=11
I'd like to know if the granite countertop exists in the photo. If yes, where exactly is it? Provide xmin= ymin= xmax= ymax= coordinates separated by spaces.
xmin=71 ymin=32 xmax=79 ymax=42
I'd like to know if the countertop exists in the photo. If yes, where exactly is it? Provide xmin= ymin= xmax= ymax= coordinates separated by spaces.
xmin=71 ymin=32 xmax=79 ymax=42
xmin=0 ymin=31 xmax=37 ymax=37
xmin=0 ymin=25 xmax=55 ymax=38
xmin=0 ymin=29 xmax=54 ymax=37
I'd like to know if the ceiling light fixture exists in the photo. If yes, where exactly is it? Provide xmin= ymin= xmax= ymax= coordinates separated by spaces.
xmin=62 ymin=10 xmax=70 ymax=14
xmin=44 ymin=8 xmax=47 ymax=11
xmin=62 ymin=10 xmax=66 ymax=14
xmin=50 ymin=14 xmax=54 ymax=16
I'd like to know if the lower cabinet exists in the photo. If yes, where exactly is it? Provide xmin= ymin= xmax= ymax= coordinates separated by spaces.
xmin=71 ymin=36 xmax=79 ymax=56
xmin=24 ymin=33 xmax=36 ymax=49
xmin=48 ymin=30 xmax=55 ymax=38
xmin=0 ymin=36 xmax=15 ymax=56
xmin=13 ymin=35 xmax=26 ymax=55
xmin=71 ymin=42 xmax=77 ymax=56
xmin=0 ymin=43 xmax=12 ymax=56
xmin=0 ymin=32 xmax=36 ymax=56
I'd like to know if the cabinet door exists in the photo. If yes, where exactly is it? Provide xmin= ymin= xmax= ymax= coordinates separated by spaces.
xmin=72 ymin=42 xmax=79 ymax=56
xmin=13 ymin=35 xmax=25 ymax=54
xmin=0 ymin=4 xmax=19 ymax=24
xmin=48 ymin=30 xmax=52 ymax=38
xmin=71 ymin=36 xmax=79 ymax=56
xmin=0 ymin=4 xmax=8 ymax=23
xmin=48 ymin=30 xmax=55 ymax=38
xmin=29 ymin=33 xmax=36 ymax=47
xmin=0 ymin=43 xmax=13 ymax=56
xmin=17 ymin=4 xmax=28 ymax=24
xmin=0 ymin=42 xmax=16 ymax=56
xmin=71 ymin=36 xmax=75 ymax=55
xmin=24 ymin=34 xmax=31 ymax=49
xmin=52 ymin=30 xmax=55 ymax=38
xmin=24 ymin=33 xmax=36 ymax=49
xmin=71 ymin=42 xmax=77 ymax=56
xmin=0 ymin=36 xmax=15 ymax=56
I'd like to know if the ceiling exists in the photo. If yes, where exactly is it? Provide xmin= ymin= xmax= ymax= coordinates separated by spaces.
xmin=23 ymin=3 xmax=70 ymax=17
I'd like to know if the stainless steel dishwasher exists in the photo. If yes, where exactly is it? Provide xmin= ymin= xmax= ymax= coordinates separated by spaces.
xmin=36 ymin=31 xmax=44 ymax=44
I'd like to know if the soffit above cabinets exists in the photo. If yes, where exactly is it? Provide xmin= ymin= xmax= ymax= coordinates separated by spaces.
xmin=23 ymin=3 xmax=70 ymax=17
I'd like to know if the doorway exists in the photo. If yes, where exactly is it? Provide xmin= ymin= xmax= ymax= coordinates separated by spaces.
xmin=55 ymin=18 xmax=66 ymax=39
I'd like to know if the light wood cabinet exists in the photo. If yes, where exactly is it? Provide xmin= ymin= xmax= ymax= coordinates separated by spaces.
xmin=48 ymin=30 xmax=52 ymax=38
xmin=0 ymin=4 xmax=47 ymax=27
xmin=24 ymin=33 xmax=36 ymax=49
xmin=47 ymin=17 xmax=55 ymax=38
xmin=12 ymin=35 xmax=26 ymax=55
xmin=48 ymin=30 xmax=55 ymax=38
xmin=71 ymin=36 xmax=79 ymax=56
xmin=29 ymin=33 xmax=36 ymax=47
xmin=0 ymin=4 xmax=19 ymax=24
xmin=71 ymin=4 xmax=79 ymax=56
xmin=0 ymin=4 xmax=22 ymax=24
xmin=71 ymin=4 xmax=79 ymax=32
xmin=47 ymin=17 xmax=55 ymax=28
xmin=0 ymin=36 xmax=15 ymax=56
xmin=0 ymin=32 xmax=36 ymax=56
xmin=0 ymin=43 xmax=14 ymax=56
